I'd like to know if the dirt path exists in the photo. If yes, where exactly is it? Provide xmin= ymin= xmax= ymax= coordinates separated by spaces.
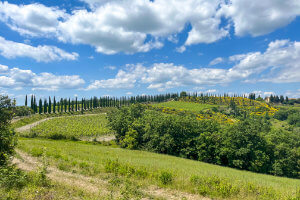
xmin=13 ymin=150 xmax=208 ymax=200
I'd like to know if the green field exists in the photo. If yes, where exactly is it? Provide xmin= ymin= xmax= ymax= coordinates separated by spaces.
xmin=152 ymin=101 xmax=219 ymax=112
xmin=17 ymin=138 xmax=300 ymax=200
xmin=26 ymin=114 xmax=112 ymax=140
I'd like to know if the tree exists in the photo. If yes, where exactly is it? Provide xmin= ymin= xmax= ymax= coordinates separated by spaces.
xmin=44 ymin=99 xmax=47 ymax=114
xmin=48 ymin=97 xmax=52 ymax=113
xmin=33 ymin=96 xmax=37 ymax=113
xmin=67 ymin=98 xmax=70 ymax=112
xmin=39 ymin=99 xmax=43 ymax=114
xmin=30 ymin=95 xmax=33 ymax=110
xmin=75 ymin=97 xmax=78 ymax=111
xmin=0 ymin=95 xmax=16 ymax=166
xmin=53 ymin=96 xmax=56 ymax=113
xmin=25 ymin=95 xmax=27 ymax=107
xmin=60 ymin=98 xmax=63 ymax=112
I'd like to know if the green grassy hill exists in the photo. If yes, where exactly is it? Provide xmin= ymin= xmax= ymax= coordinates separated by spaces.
xmin=17 ymin=138 xmax=300 ymax=199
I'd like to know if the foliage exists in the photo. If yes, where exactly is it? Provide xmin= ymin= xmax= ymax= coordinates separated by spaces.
xmin=0 ymin=95 xmax=16 ymax=166
xmin=287 ymin=112 xmax=300 ymax=127
xmin=108 ymin=104 xmax=299 ymax=178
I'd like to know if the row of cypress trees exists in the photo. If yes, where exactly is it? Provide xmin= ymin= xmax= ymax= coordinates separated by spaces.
xmin=24 ymin=93 xmax=180 ymax=114
xmin=24 ymin=92 xmax=289 ymax=114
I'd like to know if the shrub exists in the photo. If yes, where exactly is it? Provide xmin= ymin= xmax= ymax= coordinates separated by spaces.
xmin=158 ymin=171 xmax=173 ymax=185
xmin=0 ymin=95 xmax=16 ymax=166
xmin=0 ymin=166 xmax=28 ymax=190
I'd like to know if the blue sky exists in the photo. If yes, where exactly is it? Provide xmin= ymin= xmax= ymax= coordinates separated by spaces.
xmin=0 ymin=0 xmax=299 ymax=105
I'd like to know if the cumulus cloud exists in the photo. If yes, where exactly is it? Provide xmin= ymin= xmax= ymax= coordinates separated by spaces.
xmin=0 ymin=64 xmax=8 ymax=72
xmin=0 ymin=36 xmax=78 ymax=62
xmin=86 ymin=39 xmax=300 ymax=91
xmin=175 ymin=46 xmax=186 ymax=53
xmin=0 ymin=1 xmax=67 ymax=37
xmin=0 ymin=65 xmax=85 ymax=91
xmin=1 ymin=1 xmax=300 ymax=55
xmin=209 ymin=57 xmax=224 ymax=65
xmin=86 ymin=64 xmax=146 ymax=90
xmin=219 ymin=0 xmax=300 ymax=36
xmin=231 ymin=40 xmax=300 ymax=83
xmin=87 ymin=63 xmax=234 ymax=91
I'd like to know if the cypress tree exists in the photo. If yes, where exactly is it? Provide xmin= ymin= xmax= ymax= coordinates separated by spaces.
xmin=68 ymin=98 xmax=71 ymax=112
xmin=75 ymin=97 xmax=78 ymax=111
xmin=64 ymin=99 xmax=67 ymax=112
xmin=33 ymin=96 xmax=37 ymax=113
xmin=25 ymin=95 xmax=28 ymax=107
xmin=57 ymin=102 xmax=60 ymax=113
xmin=53 ymin=96 xmax=56 ymax=113
xmin=39 ymin=99 xmax=42 ymax=114
xmin=30 ymin=95 xmax=33 ymax=110
xmin=48 ymin=97 xmax=52 ymax=113
xmin=60 ymin=98 xmax=63 ymax=112
xmin=44 ymin=99 xmax=47 ymax=114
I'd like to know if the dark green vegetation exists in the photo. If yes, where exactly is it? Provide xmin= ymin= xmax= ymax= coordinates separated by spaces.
xmin=0 ymin=96 xmax=16 ymax=165
xmin=108 ymin=102 xmax=300 ymax=179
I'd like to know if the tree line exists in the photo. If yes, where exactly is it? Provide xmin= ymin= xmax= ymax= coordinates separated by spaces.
xmin=107 ymin=104 xmax=300 ymax=178
xmin=24 ymin=91 xmax=296 ymax=115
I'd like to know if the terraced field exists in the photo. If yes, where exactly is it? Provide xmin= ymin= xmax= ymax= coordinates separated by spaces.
xmin=19 ymin=114 xmax=112 ymax=140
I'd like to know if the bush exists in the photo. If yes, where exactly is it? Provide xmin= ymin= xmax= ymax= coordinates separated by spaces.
xmin=158 ymin=171 xmax=173 ymax=185
xmin=0 ymin=166 xmax=28 ymax=190
xmin=0 ymin=95 xmax=16 ymax=166
xmin=288 ymin=112 xmax=300 ymax=127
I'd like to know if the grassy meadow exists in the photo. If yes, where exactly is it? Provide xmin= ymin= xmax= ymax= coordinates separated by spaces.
xmin=152 ymin=101 xmax=219 ymax=112
xmin=17 ymin=138 xmax=300 ymax=200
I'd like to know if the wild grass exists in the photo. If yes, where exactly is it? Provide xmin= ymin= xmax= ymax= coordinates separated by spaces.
xmin=17 ymin=138 xmax=300 ymax=199
xmin=24 ymin=114 xmax=113 ymax=140
xmin=152 ymin=101 xmax=220 ymax=113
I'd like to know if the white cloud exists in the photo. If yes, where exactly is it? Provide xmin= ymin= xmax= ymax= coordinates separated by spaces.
xmin=126 ymin=92 xmax=133 ymax=95
xmin=219 ymin=0 xmax=300 ymax=36
xmin=87 ymin=63 xmax=233 ymax=91
xmin=0 ymin=65 xmax=85 ymax=91
xmin=0 ymin=64 xmax=8 ymax=72
xmin=86 ymin=64 xmax=146 ymax=90
xmin=231 ymin=40 xmax=300 ymax=83
xmin=209 ymin=57 xmax=224 ymax=65
xmin=2 ymin=1 xmax=300 ymax=55
xmin=175 ymin=46 xmax=186 ymax=53
xmin=205 ymin=89 xmax=217 ymax=93
xmin=285 ymin=89 xmax=300 ymax=98
xmin=0 ymin=36 xmax=78 ymax=62
xmin=0 ymin=1 xmax=67 ymax=37
xmin=86 ymin=39 xmax=300 ymax=91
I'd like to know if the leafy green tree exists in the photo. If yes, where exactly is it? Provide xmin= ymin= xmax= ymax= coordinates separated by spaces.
xmin=0 ymin=96 xmax=16 ymax=166
xmin=68 ymin=98 xmax=71 ymax=112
